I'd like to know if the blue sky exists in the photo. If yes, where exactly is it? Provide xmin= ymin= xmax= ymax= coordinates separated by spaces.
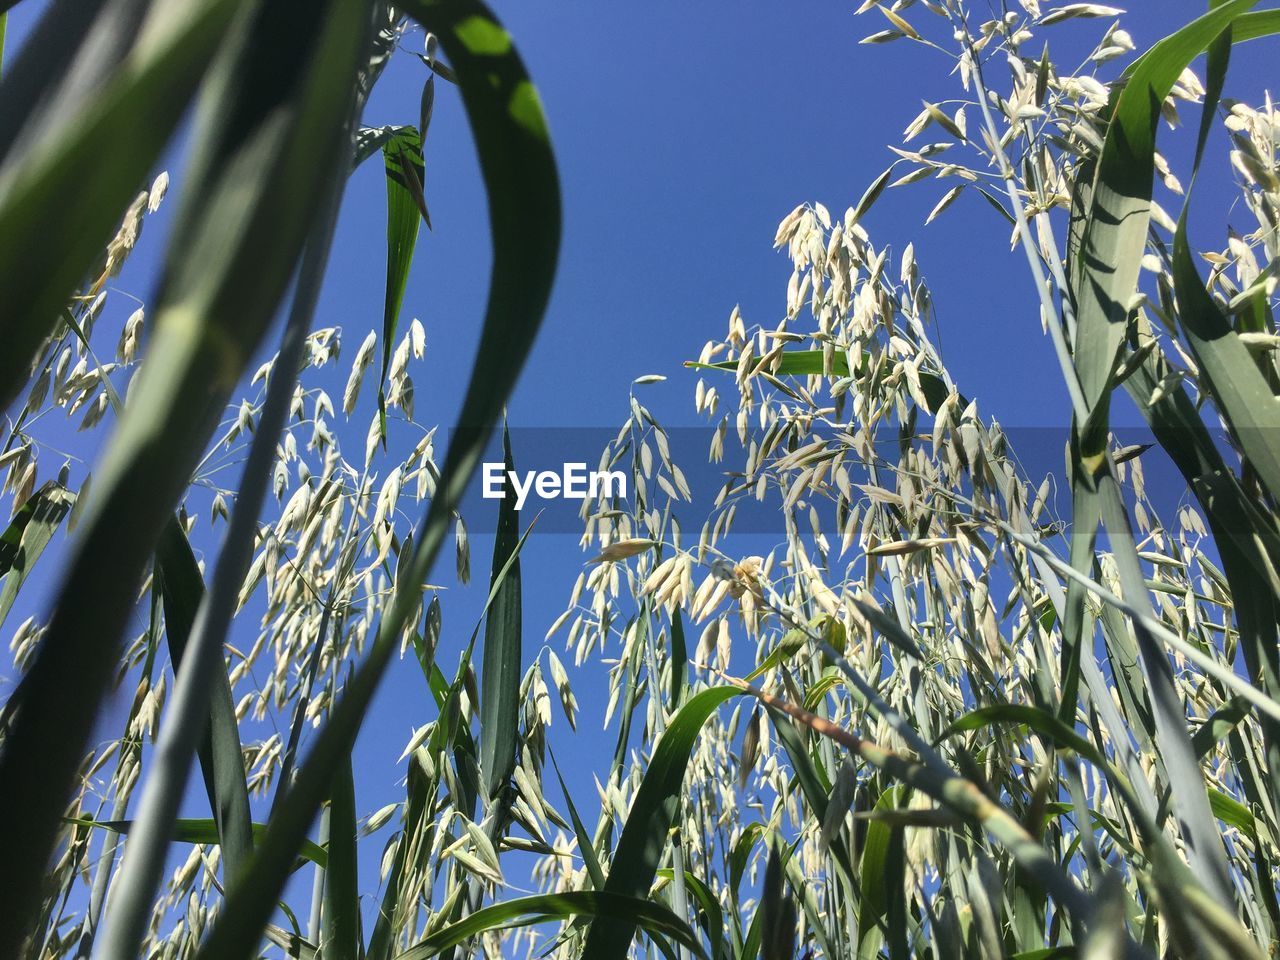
xmin=4 ymin=0 xmax=1278 ymax=940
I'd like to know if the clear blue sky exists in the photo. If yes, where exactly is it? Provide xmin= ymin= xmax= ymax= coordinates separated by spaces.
xmin=4 ymin=0 xmax=1276 ymax=937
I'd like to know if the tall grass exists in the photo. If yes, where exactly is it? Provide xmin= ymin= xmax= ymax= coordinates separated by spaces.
xmin=1 ymin=1 xmax=1279 ymax=959
xmin=0 ymin=0 xmax=559 ymax=956
xmin=542 ymin=4 xmax=1280 ymax=959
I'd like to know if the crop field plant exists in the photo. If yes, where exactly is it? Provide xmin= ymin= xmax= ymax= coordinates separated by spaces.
xmin=0 ymin=0 xmax=1278 ymax=958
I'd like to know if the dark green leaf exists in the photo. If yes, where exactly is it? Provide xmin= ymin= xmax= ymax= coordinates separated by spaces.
xmin=760 ymin=842 xmax=796 ymax=960
xmin=155 ymin=520 xmax=253 ymax=882
xmin=377 ymin=124 xmax=428 ymax=438
xmin=64 ymin=817 xmax=326 ymax=869
xmin=582 ymin=687 xmax=740 ymax=958
xmin=550 ymin=750 xmax=607 ymax=891
xmin=669 ymin=609 xmax=689 ymax=707
xmin=857 ymin=787 xmax=907 ymax=960
xmin=0 ymin=0 xmax=243 ymax=414
xmin=479 ymin=425 xmax=521 ymax=804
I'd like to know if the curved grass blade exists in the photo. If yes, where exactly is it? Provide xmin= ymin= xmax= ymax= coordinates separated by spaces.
xmin=1059 ymin=2 xmax=1266 ymax=922
xmin=1068 ymin=0 xmax=1256 ymax=455
xmin=1171 ymin=233 xmax=1280 ymax=494
xmin=1168 ymin=5 xmax=1280 ymax=833
xmin=1170 ymin=17 xmax=1280 ymax=505
xmin=582 ymin=686 xmax=740 ymax=959
xmin=395 ymin=892 xmax=707 ymax=960
xmin=1234 ymin=9 xmax=1280 ymax=41
xmin=102 ymin=26 xmax=370 ymax=936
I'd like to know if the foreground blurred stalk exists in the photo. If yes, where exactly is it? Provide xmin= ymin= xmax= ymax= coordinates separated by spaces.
xmin=0 ymin=0 xmax=245 ymax=413
xmin=94 ymin=9 xmax=401 ymax=955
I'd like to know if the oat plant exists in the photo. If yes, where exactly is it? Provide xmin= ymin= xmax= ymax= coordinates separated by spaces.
xmin=5 ymin=1 xmax=1280 ymax=960
xmin=0 ymin=0 xmax=561 ymax=957
xmin=530 ymin=4 xmax=1280 ymax=960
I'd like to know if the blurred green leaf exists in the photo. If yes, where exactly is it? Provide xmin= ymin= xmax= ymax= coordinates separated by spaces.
xmin=191 ymin=2 xmax=561 ymax=948
xmin=0 ymin=0 xmax=245 ymax=414
xmin=0 ymin=0 xmax=372 ymax=950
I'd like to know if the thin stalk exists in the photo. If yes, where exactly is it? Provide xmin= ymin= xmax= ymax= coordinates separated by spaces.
xmin=271 ymin=478 xmax=368 ymax=814
xmin=964 ymin=34 xmax=1089 ymax=422
xmin=994 ymin=514 xmax=1280 ymax=723
xmin=75 ymin=769 xmax=134 ymax=957
xmin=309 ymin=806 xmax=329 ymax=942
xmin=670 ymin=836 xmax=691 ymax=960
